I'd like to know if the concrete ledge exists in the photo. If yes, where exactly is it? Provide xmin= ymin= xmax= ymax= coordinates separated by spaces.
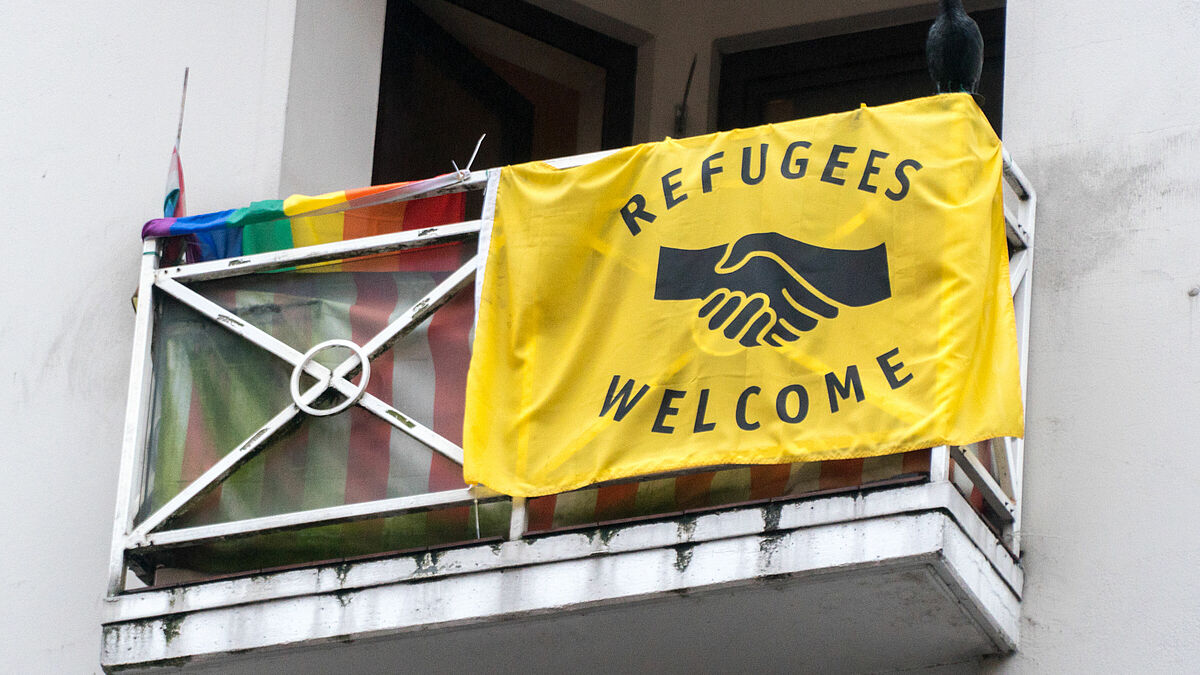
xmin=102 ymin=481 xmax=1020 ymax=673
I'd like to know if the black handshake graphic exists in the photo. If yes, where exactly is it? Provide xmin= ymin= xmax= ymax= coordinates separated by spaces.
xmin=654 ymin=232 xmax=891 ymax=347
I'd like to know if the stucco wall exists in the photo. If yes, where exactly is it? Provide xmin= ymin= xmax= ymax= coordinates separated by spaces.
xmin=7 ymin=0 xmax=1200 ymax=671
xmin=985 ymin=1 xmax=1200 ymax=671
xmin=0 ymin=2 xmax=298 ymax=670
xmin=279 ymin=0 xmax=387 ymax=195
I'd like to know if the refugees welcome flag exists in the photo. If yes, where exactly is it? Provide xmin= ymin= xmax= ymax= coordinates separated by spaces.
xmin=464 ymin=94 xmax=1022 ymax=497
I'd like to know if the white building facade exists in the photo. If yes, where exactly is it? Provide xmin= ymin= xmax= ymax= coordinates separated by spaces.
xmin=1 ymin=0 xmax=1198 ymax=672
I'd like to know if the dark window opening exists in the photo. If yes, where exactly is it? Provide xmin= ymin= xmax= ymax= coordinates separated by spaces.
xmin=717 ymin=8 xmax=1005 ymax=135
xmin=373 ymin=0 xmax=637 ymax=185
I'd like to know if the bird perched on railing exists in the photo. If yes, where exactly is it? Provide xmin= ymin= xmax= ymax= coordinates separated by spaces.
xmin=926 ymin=0 xmax=984 ymax=95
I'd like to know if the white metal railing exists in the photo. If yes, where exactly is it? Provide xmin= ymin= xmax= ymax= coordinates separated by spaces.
xmin=940 ymin=147 xmax=1036 ymax=553
xmin=107 ymin=147 xmax=1034 ymax=595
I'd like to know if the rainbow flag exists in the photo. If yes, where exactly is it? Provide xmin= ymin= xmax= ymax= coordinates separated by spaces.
xmin=143 ymin=174 xmax=465 ymax=263
xmin=163 ymin=144 xmax=186 ymax=218
xmin=158 ymin=142 xmax=196 ymax=265
xmin=141 ymin=185 xmax=486 ymax=573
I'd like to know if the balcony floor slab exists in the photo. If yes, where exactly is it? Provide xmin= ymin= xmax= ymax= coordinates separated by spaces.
xmin=103 ymin=482 xmax=1020 ymax=673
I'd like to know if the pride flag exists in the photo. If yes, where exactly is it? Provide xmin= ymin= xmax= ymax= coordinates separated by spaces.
xmin=140 ymin=184 xmax=484 ymax=573
xmin=143 ymin=175 xmax=466 ymax=264
xmin=163 ymin=144 xmax=186 ymax=218
xmin=157 ymin=139 xmax=194 ymax=265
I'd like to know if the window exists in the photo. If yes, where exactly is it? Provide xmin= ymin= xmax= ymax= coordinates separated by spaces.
xmin=717 ymin=8 xmax=1005 ymax=133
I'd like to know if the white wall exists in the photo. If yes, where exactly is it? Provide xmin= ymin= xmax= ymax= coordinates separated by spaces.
xmin=279 ymin=0 xmax=387 ymax=195
xmin=0 ymin=1 xmax=297 ymax=671
xmin=987 ymin=1 xmax=1200 ymax=671
xmin=10 ymin=0 xmax=1199 ymax=671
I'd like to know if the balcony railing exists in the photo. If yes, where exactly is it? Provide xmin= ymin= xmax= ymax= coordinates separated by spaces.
xmin=103 ymin=146 xmax=1035 ymax=672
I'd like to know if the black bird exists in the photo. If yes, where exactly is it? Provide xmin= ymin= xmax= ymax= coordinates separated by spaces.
xmin=926 ymin=0 xmax=984 ymax=95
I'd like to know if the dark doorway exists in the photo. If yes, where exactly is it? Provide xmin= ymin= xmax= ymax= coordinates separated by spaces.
xmin=717 ymin=8 xmax=1005 ymax=135
xmin=373 ymin=0 xmax=638 ymax=184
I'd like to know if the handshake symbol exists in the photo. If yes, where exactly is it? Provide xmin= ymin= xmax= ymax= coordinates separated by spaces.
xmin=654 ymin=232 xmax=891 ymax=347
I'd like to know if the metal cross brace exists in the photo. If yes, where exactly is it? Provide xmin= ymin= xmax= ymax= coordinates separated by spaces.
xmin=130 ymin=239 xmax=488 ymax=545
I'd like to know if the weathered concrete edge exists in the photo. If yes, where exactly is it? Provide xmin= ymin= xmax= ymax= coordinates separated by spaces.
xmin=102 ymin=487 xmax=1020 ymax=670
xmin=104 ymin=482 xmax=1019 ymax=625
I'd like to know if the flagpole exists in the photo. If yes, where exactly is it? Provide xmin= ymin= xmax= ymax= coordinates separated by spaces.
xmin=163 ymin=67 xmax=191 ymax=263
xmin=175 ymin=67 xmax=189 ymax=148
xmin=135 ymin=67 xmax=193 ymax=310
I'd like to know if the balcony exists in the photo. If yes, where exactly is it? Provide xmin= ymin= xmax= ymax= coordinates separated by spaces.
xmin=102 ymin=145 xmax=1035 ymax=673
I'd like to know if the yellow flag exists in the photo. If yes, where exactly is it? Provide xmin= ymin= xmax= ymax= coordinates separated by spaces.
xmin=464 ymin=94 xmax=1022 ymax=497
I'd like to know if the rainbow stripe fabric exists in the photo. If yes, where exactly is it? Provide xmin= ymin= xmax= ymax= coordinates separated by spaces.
xmin=140 ymin=181 xmax=481 ymax=573
xmin=143 ymin=178 xmax=463 ymax=263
